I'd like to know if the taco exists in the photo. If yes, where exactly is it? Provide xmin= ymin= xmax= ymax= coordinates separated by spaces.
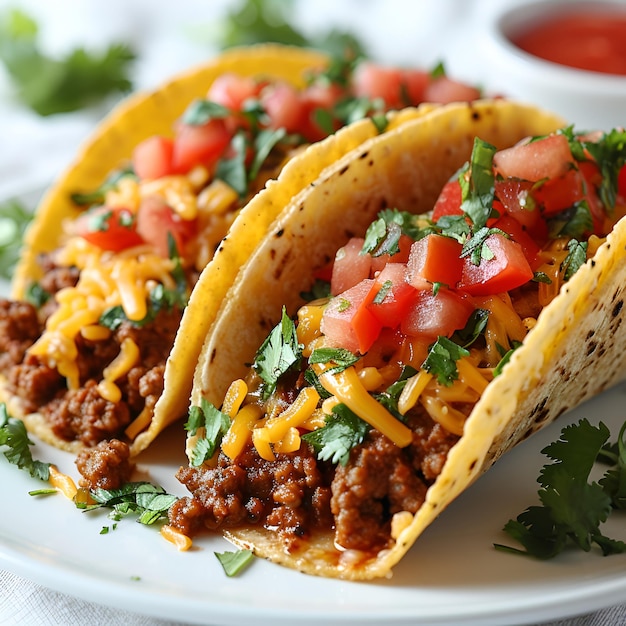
xmin=1 ymin=44 xmax=479 ymax=458
xmin=169 ymin=99 xmax=626 ymax=580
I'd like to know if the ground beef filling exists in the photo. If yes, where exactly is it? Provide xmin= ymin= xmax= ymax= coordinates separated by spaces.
xmin=0 ymin=291 xmax=181 ymax=447
xmin=75 ymin=438 xmax=134 ymax=490
xmin=170 ymin=410 xmax=458 ymax=554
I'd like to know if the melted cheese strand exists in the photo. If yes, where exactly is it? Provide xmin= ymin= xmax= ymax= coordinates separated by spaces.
xmin=97 ymin=337 xmax=140 ymax=403
xmin=398 ymin=369 xmax=433 ymax=415
xmin=222 ymin=404 xmax=263 ymax=461
xmin=419 ymin=395 xmax=466 ymax=436
xmin=318 ymin=366 xmax=413 ymax=448
xmin=254 ymin=387 xmax=320 ymax=444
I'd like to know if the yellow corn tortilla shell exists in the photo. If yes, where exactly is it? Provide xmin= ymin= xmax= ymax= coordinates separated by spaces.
xmin=4 ymin=43 xmax=433 ymax=455
xmin=192 ymin=100 xmax=626 ymax=579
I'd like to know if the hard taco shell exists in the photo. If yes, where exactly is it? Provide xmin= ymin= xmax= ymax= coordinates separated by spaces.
xmin=3 ymin=44 xmax=433 ymax=456
xmin=190 ymin=100 xmax=626 ymax=579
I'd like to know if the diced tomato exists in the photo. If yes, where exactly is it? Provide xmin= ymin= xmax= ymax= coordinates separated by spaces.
xmin=330 ymin=238 xmax=371 ymax=296
xmin=531 ymin=168 xmax=584 ymax=216
xmin=423 ymin=76 xmax=481 ymax=104
xmin=321 ymin=279 xmax=382 ymax=354
xmin=493 ymin=134 xmax=575 ymax=182
xmin=370 ymin=233 xmax=413 ymax=274
xmin=458 ymin=233 xmax=534 ymax=296
xmin=261 ymin=82 xmax=308 ymax=134
xmin=495 ymin=179 xmax=548 ymax=240
xmin=351 ymin=61 xmax=405 ymax=109
xmin=493 ymin=215 xmax=542 ymax=270
xmin=432 ymin=179 xmax=463 ymax=222
xmin=76 ymin=205 xmax=144 ymax=252
xmin=406 ymin=234 xmax=463 ymax=287
xmin=206 ymin=73 xmax=263 ymax=111
xmin=300 ymin=82 xmax=344 ymax=141
xmin=401 ymin=69 xmax=430 ymax=104
xmin=136 ymin=197 xmax=197 ymax=258
xmin=367 ymin=263 xmax=417 ymax=328
xmin=132 ymin=136 xmax=175 ymax=180
xmin=171 ymin=119 xmax=232 ymax=174
xmin=401 ymin=287 xmax=475 ymax=339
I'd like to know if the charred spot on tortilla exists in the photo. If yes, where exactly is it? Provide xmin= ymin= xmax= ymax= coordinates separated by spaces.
xmin=338 ymin=164 xmax=350 ymax=176
xmin=613 ymin=300 xmax=624 ymax=317
xmin=274 ymin=228 xmax=285 ymax=239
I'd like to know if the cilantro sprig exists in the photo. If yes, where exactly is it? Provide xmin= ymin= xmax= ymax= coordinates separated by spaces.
xmin=302 ymin=403 xmax=369 ymax=466
xmin=77 ymin=482 xmax=178 ymax=526
xmin=185 ymin=397 xmax=231 ymax=467
xmin=0 ymin=404 xmax=50 ymax=480
xmin=253 ymin=307 xmax=303 ymax=400
xmin=0 ymin=9 xmax=135 ymax=116
xmin=496 ymin=418 xmax=626 ymax=559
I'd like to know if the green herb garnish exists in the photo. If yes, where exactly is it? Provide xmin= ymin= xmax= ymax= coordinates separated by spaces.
xmin=253 ymin=306 xmax=303 ymax=400
xmin=496 ymin=418 xmax=626 ymax=559
xmin=214 ymin=549 xmax=255 ymax=577
xmin=302 ymin=403 xmax=370 ymax=466
xmin=0 ymin=9 xmax=134 ymax=115
xmin=0 ymin=404 xmax=50 ymax=480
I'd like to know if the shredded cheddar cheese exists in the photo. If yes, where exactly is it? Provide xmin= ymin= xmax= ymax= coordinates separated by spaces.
xmin=160 ymin=524 xmax=193 ymax=551
xmin=97 ymin=337 xmax=140 ymax=403
xmin=49 ymin=465 xmax=78 ymax=500
xmin=317 ymin=365 xmax=413 ymax=448
xmin=27 ymin=236 xmax=175 ymax=404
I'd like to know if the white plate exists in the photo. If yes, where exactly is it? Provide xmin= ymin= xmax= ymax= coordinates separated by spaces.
xmin=2 ymin=380 xmax=626 ymax=626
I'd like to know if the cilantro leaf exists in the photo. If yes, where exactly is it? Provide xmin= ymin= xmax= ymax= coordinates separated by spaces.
xmin=451 ymin=308 xmax=489 ymax=348
xmin=361 ymin=209 xmax=427 ymax=256
xmin=70 ymin=167 xmax=136 ymax=207
xmin=214 ymin=549 xmax=255 ymax=577
xmin=459 ymin=138 xmax=498 ymax=230
xmin=0 ymin=404 xmax=50 ymax=480
xmin=599 ymin=421 xmax=626 ymax=510
xmin=302 ymin=403 xmax=369 ymax=466
xmin=495 ymin=418 xmax=626 ymax=559
xmin=79 ymin=481 xmax=178 ymax=526
xmin=0 ymin=198 xmax=34 ymax=279
xmin=181 ymin=99 xmax=230 ymax=126
xmin=215 ymin=132 xmax=249 ymax=196
xmin=308 ymin=347 xmax=359 ymax=374
xmin=375 ymin=365 xmax=418 ymax=419
xmin=253 ymin=307 xmax=303 ymax=400
xmin=185 ymin=397 xmax=231 ymax=467
xmin=0 ymin=9 xmax=135 ymax=116
xmin=421 ymin=336 xmax=470 ymax=386
xmin=560 ymin=238 xmax=588 ymax=281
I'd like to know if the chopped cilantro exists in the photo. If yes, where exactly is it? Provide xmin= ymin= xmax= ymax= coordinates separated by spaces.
xmin=459 ymin=138 xmax=498 ymax=230
xmin=215 ymin=132 xmax=249 ymax=196
xmin=253 ymin=307 xmax=303 ymax=400
xmin=214 ymin=549 xmax=255 ymax=577
xmin=78 ymin=482 xmax=178 ymax=526
xmin=460 ymin=226 xmax=507 ymax=266
xmin=495 ymin=418 xmax=626 ymax=559
xmin=493 ymin=341 xmax=521 ymax=377
xmin=560 ymin=238 xmax=588 ymax=281
xmin=300 ymin=278 xmax=331 ymax=302
xmin=421 ymin=336 xmax=470 ymax=386
xmin=547 ymin=202 xmax=593 ymax=240
xmin=308 ymin=346 xmax=359 ymax=374
xmin=0 ymin=404 xmax=50 ymax=480
xmin=302 ymin=403 xmax=370 ymax=466
xmin=248 ymin=127 xmax=287 ymax=182
xmin=375 ymin=365 xmax=418 ymax=418
xmin=372 ymin=279 xmax=393 ymax=304
xmin=0 ymin=198 xmax=34 ymax=279
xmin=181 ymin=99 xmax=230 ymax=126
xmin=70 ymin=167 xmax=136 ymax=207
xmin=185 ymin=397 xmax=231 ymax=467
xmin=451 ymin=308 xmax=489 ymax=348
xmin=361 ymin=208 xmax=427 ymax=256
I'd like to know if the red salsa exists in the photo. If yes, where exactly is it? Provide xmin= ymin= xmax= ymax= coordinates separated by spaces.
xmin=509 ymin=10 xmax=626 ymax=75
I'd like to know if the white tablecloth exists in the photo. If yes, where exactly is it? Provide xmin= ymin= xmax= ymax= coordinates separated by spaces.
xmin=2 ymin=1 xmax=626 ymax=624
